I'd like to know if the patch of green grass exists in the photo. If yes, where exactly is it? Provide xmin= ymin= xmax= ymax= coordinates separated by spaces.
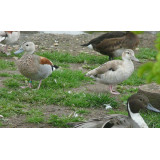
xmin=0 ymin=120 xmax=3 ymax=127
xmin=0 ymin=98 xmax=28 ymax=117
xmin=62 ymin=92 xmax=118 ymax=108
xmin=141 ymin=112 xmax=160 ymax=128
xmin=0 ymin=59 xmax=15 ymax=70
xmin=26 ymin=109 xmax=44 ymax=123
xmin=107 ymin=109 xmax=128 ymax=116
xmin=3 ymin=79 xmax=21 ymax=88
xmin=48 ymin=114 xmax=84 ymax=128
xmin=117 ymin=86 xmax=138 ymax=94
xmin=42 ymin=69 xmax=92 ymax=89
xmin=38 ymin=52 xmax=109 ymax=64
xmin=0 ymin=73 xmax=11 ymax=77
xmin=76 ymin=109 xmax=90 ymax=115
xmin=3 ymin=69 xmax=92 ymax=90
xmin=137 ymin=48 xmax=158 ymax=60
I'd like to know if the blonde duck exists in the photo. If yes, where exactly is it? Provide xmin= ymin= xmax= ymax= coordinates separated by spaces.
xmin=0 ymin=31 xmax=20 ymax=55
xmin=14 ymin=42 xmax=58 ymax=89
xmin=81 ymin=31 xmax=139 ymax=60
xmin=73 ymin=94 xmax=160 ymax=128
xmin=86 ymin=49 xmax=139 ymax=95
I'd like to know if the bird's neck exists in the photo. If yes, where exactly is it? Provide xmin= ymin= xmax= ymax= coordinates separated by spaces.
xmin=128 ymin=104 xmax=148 ymax=128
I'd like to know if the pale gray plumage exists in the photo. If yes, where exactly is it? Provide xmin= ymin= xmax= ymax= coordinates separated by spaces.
xmin=86 ymin=49 xmax=139 ymax=94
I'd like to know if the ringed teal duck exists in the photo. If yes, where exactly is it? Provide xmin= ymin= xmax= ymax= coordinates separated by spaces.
xmin=14 ymin=42 xmax=59 ymax=89
xmin=81 ymin=31 xmax=139 ymax=60
xmin=0 ymin=31 xmax=20 ymax=55
xmin=73 ymin=94 xmax=160 ymax=128
xmin=86 ymin=49 xmax=139 ymax=95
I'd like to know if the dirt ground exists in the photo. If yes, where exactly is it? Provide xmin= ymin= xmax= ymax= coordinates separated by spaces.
xmin=0 ymin=31 xmax=158 ymax=128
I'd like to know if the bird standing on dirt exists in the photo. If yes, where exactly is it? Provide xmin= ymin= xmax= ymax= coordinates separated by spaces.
xmin=86 ymin=49 xmax=139 ymax=95
xmin=0 ymin=31 xmax=20 ymax=56
xmin=14 ymin=42 xmax=59 ymax=89
xmin=81 ymin=31 xmax=139 ymax=60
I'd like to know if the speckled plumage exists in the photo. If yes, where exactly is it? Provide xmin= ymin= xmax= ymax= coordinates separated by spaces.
xmin=17 ymin=54 xmax=53 ymax=81
xmin=15 ymin=42 xmax=58 ymax=89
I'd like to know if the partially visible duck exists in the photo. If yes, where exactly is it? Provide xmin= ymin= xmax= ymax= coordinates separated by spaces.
xmin=81 ymin=31 xmax=139 ymax=60
xmin=14 ymin=42 xmax=59 ymax=89
xmin=0 ymin=31 xmax=20 ymax=55
xmin=73 ymin=94 xmax=160 ymax=128
xmin=86 ymin=49 xmax=139 ymax=95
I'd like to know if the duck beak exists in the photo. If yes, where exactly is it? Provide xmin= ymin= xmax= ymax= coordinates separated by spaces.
xmin=147 ymin=103 xmax=160 ymax=113
xmin=131 ymin=56 xmax=139 ymax=62
xmin=14 ymin=47 xmax=24 ymax=55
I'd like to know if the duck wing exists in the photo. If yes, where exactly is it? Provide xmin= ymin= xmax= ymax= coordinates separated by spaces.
xmin=81 ymin=31 xmax=126 ymax=46
xmin=94 ymin=36 xmax=126 ymax=53
xmin=72 ymin=114 xmax=140 ymax=128
xmin=86 ymin=60 xmax=123 ymax=77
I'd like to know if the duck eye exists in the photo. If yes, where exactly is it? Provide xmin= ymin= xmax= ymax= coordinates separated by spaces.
xmin=127 ymin=52 xmax=130 ymax=54
xmin=26 ymin=44 xmax=29 ymax=46
xmin=139 ymin=99 xmax=143 ymax=101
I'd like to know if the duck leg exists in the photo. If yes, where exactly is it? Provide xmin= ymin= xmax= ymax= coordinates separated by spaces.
xmin=109 ymin=85 xmax=120 ymax=95
xmin=28 ymin=80 xmax=32 ymax=88
xmin=37 ymin=80 xmax=42 ymax=89
xmin=4 ymin=45 xmax=11 ymax=56
xmin=20 ymin=79 xmax=32 ymax=89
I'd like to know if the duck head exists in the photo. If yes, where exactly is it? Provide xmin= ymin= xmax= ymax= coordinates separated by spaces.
xmin=128 ymin=94 xmax=160 ymax=115
xmin=122 ymin=49 xmax=139 ymax=62
xmin=127 ymin=94 xmax=160 ymax=127
xmin=14 ymin=42 xmax=35 ymax=55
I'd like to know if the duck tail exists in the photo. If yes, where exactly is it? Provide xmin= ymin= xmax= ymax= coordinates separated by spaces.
xmin=81 ymin=43 xmax=90 ymax=47
xmin=51 ymin=65 xmax=59 ymax=71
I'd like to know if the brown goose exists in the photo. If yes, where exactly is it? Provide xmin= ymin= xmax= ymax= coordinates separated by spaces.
xmin=81 ymin=31 xmax=139 ymax=60
xmin=72 ymin=94 xmax=160 ymax=128
xmin=0 ymin=31 xmax=20 ymax=55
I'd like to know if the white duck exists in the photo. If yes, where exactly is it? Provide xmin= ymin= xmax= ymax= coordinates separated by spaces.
xmin=0 ymin=31 xmax=20 ymax=55
xmin=86 ymin=49 xmax=139 ymax=95
xmin=14 ymin=42 xmax=59 ymax=89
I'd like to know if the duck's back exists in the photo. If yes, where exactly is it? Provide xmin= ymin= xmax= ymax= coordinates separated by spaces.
xmin=89 ymin=31 xmax=126 ymax=45
xmin=74 ymin=114 xmax=140 ymax=128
